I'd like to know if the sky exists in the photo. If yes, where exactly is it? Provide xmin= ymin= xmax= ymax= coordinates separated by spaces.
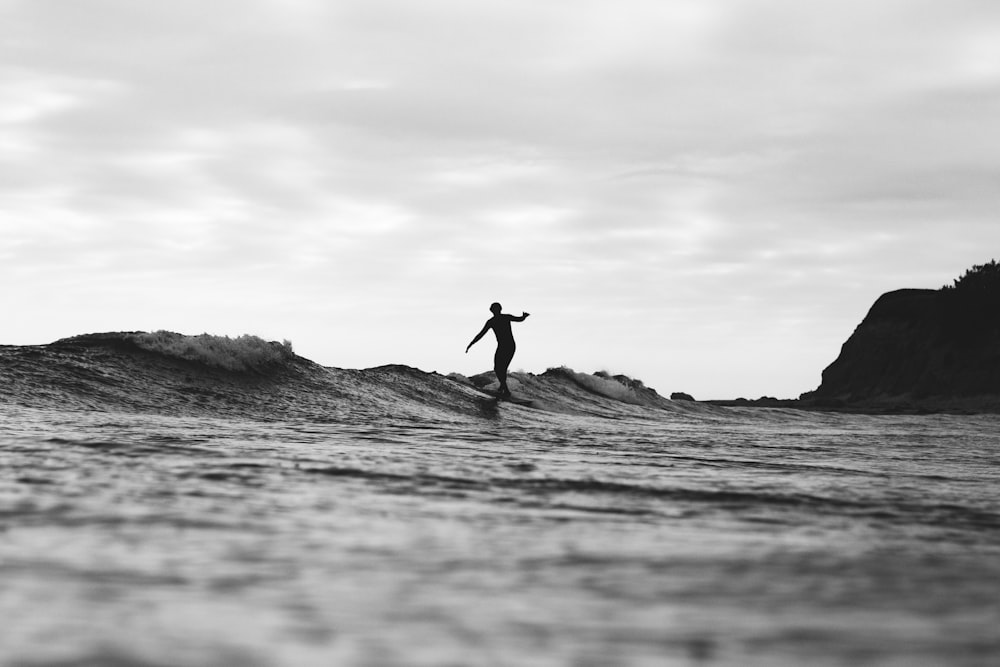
xmin=2 ymin=0 xmax=999 ymax=399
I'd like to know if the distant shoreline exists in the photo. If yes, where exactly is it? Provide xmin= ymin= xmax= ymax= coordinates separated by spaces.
xmin=704 ymin=396 xmax=1000 ymax=415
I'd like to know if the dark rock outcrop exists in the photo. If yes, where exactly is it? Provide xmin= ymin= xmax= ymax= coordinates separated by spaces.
xmin=802 ymin=269 xmax=1000 ymax=406
xmin=670 ymin=392 xmax=695 ymax=401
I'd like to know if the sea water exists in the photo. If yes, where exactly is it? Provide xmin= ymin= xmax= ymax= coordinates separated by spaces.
xmin=1 ymin=334 xmax=998 ymax=666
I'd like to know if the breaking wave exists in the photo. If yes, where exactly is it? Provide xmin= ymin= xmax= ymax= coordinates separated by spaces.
xmin=129 ymin=331 xmax=295 ymax=371
xmin=0 ymin=331 xmax=708 ymax=422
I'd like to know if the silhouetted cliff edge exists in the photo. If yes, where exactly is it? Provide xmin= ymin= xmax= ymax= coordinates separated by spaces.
xmin=800 ymin=261 xmax=1000 ymax=413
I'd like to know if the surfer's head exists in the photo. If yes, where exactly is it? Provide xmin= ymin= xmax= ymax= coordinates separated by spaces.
xmin=490 ymin=302 xmax=502 ymax=314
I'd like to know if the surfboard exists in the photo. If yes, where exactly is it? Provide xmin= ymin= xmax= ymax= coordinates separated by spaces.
xmin=478 ymin=388 xmax=534 ymax=406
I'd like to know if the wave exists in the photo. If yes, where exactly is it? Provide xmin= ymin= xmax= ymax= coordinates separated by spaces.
xmin=129 ymin=331 xmax=295 ymax=371
xmin=0 ymin=330 xmax=707 ymax=422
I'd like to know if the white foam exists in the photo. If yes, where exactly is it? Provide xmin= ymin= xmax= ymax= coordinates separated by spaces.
xmin=548 ymin=367 xmax=646 ymax=405
xmin=130 ymin=331 xmax=294 ymax=371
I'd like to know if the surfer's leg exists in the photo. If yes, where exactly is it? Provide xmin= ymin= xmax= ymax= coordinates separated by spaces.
xmin=494 ymin=344 xmax=515 ymax=395
xmin=494 ymin=349 xmax=507 ymax=394
xmin=495 ymin=367 xmax=508 ymax=395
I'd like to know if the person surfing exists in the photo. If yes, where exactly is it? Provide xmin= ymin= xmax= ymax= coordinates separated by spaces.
xmin=466 ymin=302 xmax=530 ymax=397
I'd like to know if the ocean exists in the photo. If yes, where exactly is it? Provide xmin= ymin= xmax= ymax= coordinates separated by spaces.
xmin=2 ymin=332 xmax=998 ymax=666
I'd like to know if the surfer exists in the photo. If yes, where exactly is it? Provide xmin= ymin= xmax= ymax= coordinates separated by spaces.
xmin=466 ymin=303 xmax=530 ymax=397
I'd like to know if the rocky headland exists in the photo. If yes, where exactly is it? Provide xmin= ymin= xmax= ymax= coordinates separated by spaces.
xmin=711 ymin=261 xmax=1000 ymax=414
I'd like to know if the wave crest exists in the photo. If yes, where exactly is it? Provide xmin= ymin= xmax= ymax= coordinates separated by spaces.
xmin=130 ymin=331 xmax=295 ymax=372
xmin=543 ymin=367 xmax=654 ymax=405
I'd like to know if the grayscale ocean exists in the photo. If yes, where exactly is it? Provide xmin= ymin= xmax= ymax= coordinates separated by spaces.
xmin=2 ymin=333 xmax=999 ymax=666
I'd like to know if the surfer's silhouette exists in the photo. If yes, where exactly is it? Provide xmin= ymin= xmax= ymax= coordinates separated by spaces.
xmin=466 ymin=303 xmax=530 ymax=397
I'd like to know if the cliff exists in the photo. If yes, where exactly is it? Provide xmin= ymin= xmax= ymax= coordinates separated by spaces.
xmin=802 ymin=264 xmax=1000 ymax=410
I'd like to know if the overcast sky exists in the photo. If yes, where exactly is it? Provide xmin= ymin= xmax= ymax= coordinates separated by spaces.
xmin=2 ymin=0 xmax=999 ymax=398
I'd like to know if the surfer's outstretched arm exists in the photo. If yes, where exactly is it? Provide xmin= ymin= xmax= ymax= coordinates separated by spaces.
xmin=466 ymin=323 xmax=491 ymax=353
xmin=511 ymin=312 xmax=530 ymax=322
